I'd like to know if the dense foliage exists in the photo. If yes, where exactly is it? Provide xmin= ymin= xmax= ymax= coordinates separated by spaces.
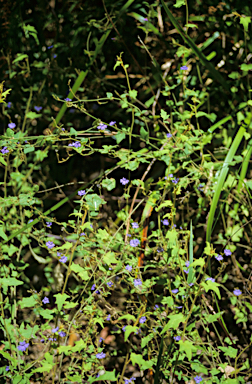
xmin=1 ymin=0 xmax=252 ymax=383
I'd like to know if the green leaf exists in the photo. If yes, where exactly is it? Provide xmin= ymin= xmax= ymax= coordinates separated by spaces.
xmin=85 ymin=194 xmax=106 ymax=211
xmin=39 ymin=308 xmax=54 ymax=320
xmin=24 ymin=145 xmax=35 ymax=154
xmin=190 ymin=258 xmax=205 ymax=268
xmin=141 ymin=333 xmax=155 ymax=348
xmin=25 ymin=111 xmax=41 ymax=119
xmin=31 ymin=363 xmax=55 ymax=373
xmin=161 ymin=313 xmax=185 ymax=333
xmin=13 ymin=53 xmax=28 ymax=63
xmin=70 ymin=127 xmax=78 ymax=136
xmin=174 ymin=0 xmax=186 ymax=7
xmin=54 ymin=293 xmax=70 ymax=311
xmin=178 ymin=339 xmax=197 ymax=360
xmin=0 ymin=277 xmax=23 ymax=287
xmin=124 ymin=325 xmax=138 ymax=342
xmin=130 ymin=352 xmax=154 ymax=370
xmin=114 ymin=132 xmax=125 ymax=144
xmin=218 ymin=346 xmax=238 ymax=358
xmin=19 ymin=296 xmax=37 ymax=309
xmin=102 ymin=251 xmax=117 ymax=265
xmin=240 ymin=16 xmax=251 ymax=32
xmin=140 ymin=126 xmax=149 ymax=141
xmin=70 ymin=264 xmax=89 ymax=280
xmin=0 ymin=226 xmax=8 ymax=241
xmin=201 ymin=281 xmax=221 ymax=299
xmin=129 ymin=89 xmax=137 ymax=99
xmin=240 ymin=63 xmax=252 ymax=71
xmin=102 ymin=178 xmax=116 ymax=191
xmin=117 ymin=314 xmax=136 ymax=322
xmin=93 ymin=370 xmax=117 ymax=381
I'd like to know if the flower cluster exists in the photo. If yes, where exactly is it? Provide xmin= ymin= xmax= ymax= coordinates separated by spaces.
xmin=68 ymin=141 xmax=81 ymax=148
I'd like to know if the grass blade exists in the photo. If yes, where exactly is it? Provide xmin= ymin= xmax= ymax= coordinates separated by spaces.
xmin=187 ymin=220 xmax=194 ymax=284
xmin=160 ymin=0 xmax=229 ymax=91
xmin=206 ymin=125 xmax=246 ymax=243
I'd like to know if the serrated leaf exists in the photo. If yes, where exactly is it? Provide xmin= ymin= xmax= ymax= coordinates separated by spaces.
xmin=130 ymin=352 xmax=154 ymax=370
xmin=70 ymin=264 xmax=89 ymax=280
xmin=201 ymin=281 xmax=221 ymax=299
xmin=161 ymin=313 xmax=185 ymax=333
xmin=190 ymin=258 xmax=205 ymax=268
xmin=178 ymin=339 xmax=197 ymax=360
xmin=19 ymin=296 xmax=37 ymax=309
xmin=26 ymin=111 xmax=41 ymax=119
xmin=0 ymin=277 xmax=23 ymax=286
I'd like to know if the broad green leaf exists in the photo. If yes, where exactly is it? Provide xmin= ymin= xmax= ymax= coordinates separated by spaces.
xmin=0 ymin=277 xmax=23 ymax=287
xmin=178 ymin=339 xmax=197 ymax=360
xmin=0 ymin=226 xmax=8 ymax=241
xmin=24 ymin=145 xmax=35 ymax=154
xmin=240 ymin=16 xmax=251 ymax=32
xmin=201 ymin=281 xmax=221 ymax=299
xmin=102 ymin=178 xmax=116 ymax=191
xmin=190 ymin=258 xmax=205 ymax=268
xmin=93 ymin=370 xmax=117 ymax=381
xmin=140 ymin=126 xmax=149 ymax=141
xmin=161 ymin=313 xmax=185 ymax=333
xmin=26 ymin=111 xmax=41 ymax=119
xmin=13 ymin=54 xmax=28 ymax=63
xmin=54 ymin=293 xmax=70 ymax=311
xmin=124 ymin=325 xmax=138 ymax=342
xmin=70 ymin=264 xmax=89 ymax=280
xmin=103 ymin=251 xmax=117 ymax=265
xmin=218 ymin=346 xmax=237 ymax=358
xmin=19 ymin=296 xmax=37 ymax=309
xmin=130 ymin=352 xmax=154 ymax=370
xmin=141 ymin=333 xmax=155 ymax=348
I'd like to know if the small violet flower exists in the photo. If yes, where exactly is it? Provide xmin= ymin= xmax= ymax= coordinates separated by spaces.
xmin=131 ymin=222 xmax=139 ymax=229
xmin=42 ymin=297 xmax=49 ymax=304
xmin=125 ymin=264 xmax=132 ymax=272
xmin=185 ymin=261 xmax=190 ymax=267
xmin=215 ymin=254 xmax=223 ymax=261
xmin=171 ymin=288 xmax=179 ymax=294
xmin=139 ymin=316 xmax=146 ymax=324
xmin=1 ymin=146 xmax=9 ymax=154
xmin=96 ymin=352 xmax=106 ymax=359
xmin=162 ymin=219 xmax=169 ymax=226
xmin=109 ymin=121 xmax=116 ymax=125
xmin=17 ymin=341 xmax=29 ymax=352
xmin=107 ymin=281 xmax=113 ymax=287
xmin=47 ymin=45 xmax=54 ymax=49
xmin=46 ymin=222 xmax=52 ymax=227
xmin=59 ymin=256 xmax=68 ymax=263
xmin=78 ymin=190 xmax=86 ymax=196
xmin=46 ymin=241 xmax=55 ymax=249
xmin=233 ymin=289 xmax=242 ymax=296
xmin=64 ymin=98 xmax=72 ymax=102
xmin=8 ymin=122 xmax=16 ymax=129
xmin=97 ymin=123 xmax=107 ymax=130
xmin=58 ymin=331 xmax=66 ymax=337
xmin=130 ymin=238 xmax=140 ymax=247
xmin=106 ymin=314 xmax=111 ymax=321
xmin=206 ymin=277 xmax=215 ymax=283
xmin=34 ymin=106 xmax=42 ymax=112
xmin=224 ymin=249 xmax=232 ymax=256
xmin=120 ymin=177 xmax=129 ymax=185
xmin=6 ymin=366 xmax=10 ymax=371
xmin=174 ymin=336 xmax=181 ymax=341
xmin=194 ymin=376 xmax=203 ymax=384
xmin=166 ymin=133 xmax=172 ymax=138
xmin=133 ymin=278 xmax=142 ymax=287
xmin=7 ymin=102 xmax=12 ymax=108
xmin=52 ymin=326 xmax=59 ymax=333
xmin=180 ymin=65 xmax=188 ymax=70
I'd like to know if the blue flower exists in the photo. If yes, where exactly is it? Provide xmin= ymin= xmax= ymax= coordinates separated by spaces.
xmin=154 ymin=304 xmax=159 ymax=310
xmin=97 ymin=123 xmax=107 ymax=130
xmin=42 ymin=297 xmax=49 ymax=304
xmin=47 ymin=45 xmax=54 ymax=49
xmin=185 ymin=261 xmax=190 ymax=267
xmin=171 ymin=289 xmax=179 ymax=294
xmin=64 ymin=98 xmax=72 ymax=102
xmin=206 ymin=277 xmax=215 ymax=283
xmin=133 ymin=278 xmax=142 ymax=287
xmin=224 ymin=249 xmax=231 ymax=256
xmin=166 ymin=133 xmax=172 ymax=138
xmin=96 ymin=352 xmax=106 ymax=359
xmin=180 ymin=65 xmax=188 ymax=70
xmin=8 ymin=122 xmax=16 ymax=129
xmin=130 ymin=239 xmax=140 ymax=247
xmin=17 ymin=341 xmax=29 ymax=352
xmin=52 ymin=326 xmax=59 ymax=333
xmin=58 ymin=331 xmax=66 ymax=337
xmin=139 ymin=316 xmax=146 ymax=324
xmin=6 ymin=366 xmax=10 ymax=371
xmin=1 ymin=146 xmax=9 ymax=154
xmin=78 ymin=190 xmax=86 ymax=196
xmin=194 ymin=376 xmax=203 ymax=384
xmin=34 ymin=106 xmax=42 ymax=112
xmin=215 ymin=254 xmax=223 ymax=261
xmin=233 ymin=289 xmax=242 ymax=296
xmin=59 ymin=256 xmax=68 ymax=263
xmin=174 ymin=336 xmax=181 ymax=341
xmin=131 ymin=222 xmax=139 ymax=229
xmin=162 ymin=219 xmax=169 ymax=226
xmin=6 ymin=102 xmax=12 ymax=108
xmin=106 ymin=314 xmax=111 ymax=321
xmin=109 ymin=121 xmax=116 ymax=125
xmin=120 ymin=177 xmax=129 ymax=185
xmin=46 ymin=241 xmax=55 ymax=249
xmin=46 ymin=222 xmax=52 ymax=227
xmin=91 ymin=284 xmax=96 ymax=291
xmin=107 ymin=281 xmax=113 ymax=287
xmin=125 ymin=264 xmax=132 ymax=272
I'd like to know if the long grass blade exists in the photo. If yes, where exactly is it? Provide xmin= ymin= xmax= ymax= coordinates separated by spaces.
xmin=206 ymin=125 xmax=246 ymax=243
xmin=187 ymin=220 xmax=194 ymax=284
xmin=234 ymin=139 xmax=252 ymax=214
xmin=160 ymin=0 xmax=229 ymax=91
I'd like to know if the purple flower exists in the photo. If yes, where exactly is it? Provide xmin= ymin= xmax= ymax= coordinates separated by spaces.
xmin=97 ymin=123 xmax=107 ymax=130
xmin=59 ymin=255 xmax=68 ymax=263
xmin=162 ymin=219 xmax=169 ymax=226
xmin=166 ymin=133 xmax=172 ymax=138
xmin=6 ymin=366 xmax=10 ymax=371
xmin=131 ymin=222 xmax=139 ymax=229
xmin=78 ymin=190 xmax=86 ymax=196
xmin=215 ymin=254 xmax=223 ymax=261
xmin=133 ymin=278 xmax=142 ymax=287
xmin=42 ymin=297 xmax=49 ymax=304
xmin=107 ymin=281 xmax=113 ymax=287
xmin=122 ymin=325 xmax=127 ymax=332
xmin=46 ymin=222 xmax=52 ymax=227
xmin=127 ymin=234 xmax=131 ymax=237
xmin=157 ymin=247 xmax=164 ymax=253
xmin=99 ymin=337 xmax=104 ymax=343
xmin=180 ymin=66 xmax=188 ymax=70
xmin=189 ymin=283 xmax=194 ymax=287
xmin=183 ymin=269 xmax=189 ymax=274
xmin=139 ymin=316 xmax=146 ymax=324
xmin=95 ymin=290 xmax=100 ymax=294
xmin=125 ymin=264 xmax=132 ymax=272
xmin=206 ymin=277 xmax=215 ymax=283
xmin=130 ymin=239 xmax=140 ymax=247
xmin=46 ymin=241 xmax=55 ymax=249
xmin=185 ymin=261 xmax=190 ymax=267
xmin=52 ymin=326 xmax=59 ymax=333
xmin=96 ymin=352 xmax=106 ymax=359
xmin=57 ymin=252 xmax=62 ymax=257
xmin=174 ymin=336 xmax=181 ymax=341
xmin=91 ymin=284 xmax=96 ymax=291
xmin=17 ymin=341 xmax=29 ymax=352
xmin=53 ymin=54 xmax=57 ymax=58
xmin=233 ymin=289 xmax=242 ymax=296
xmin=68 ymin=141 xmax=81 ymax=148
xmin=154 ymin=304 xmax=159 ymax=310
xmin=176 ymin=306 xmax=183 ymax=309
xmin=8 ymin=122 xmax=16 ymax=129
xmin=47 ymin=45 xmax=54 ymax=49
xmin=65 ymin=98 xmax=72 ymax=102
xmin=224 ymin=249 xmax=231 ymax=256
xmin=143 ymin=17 xmax=148 ymax=21
xmin=106 ymin=314 xmax=111 ymax=321
xmin=80 ymin=232 xmax=86 ymax=236
xmin=1 ymin=146 xmax=9 ymax=154
xmin=172 ymin=177 xmax=179 ymax=184
xmin=58 ymin=331 xmax=66 ymax=337
xmin=7 ymin=102 xmax=12 ymax=108
xmin=194 ymin=376 xmax=203 ymax=384
xmin=171 ymin=288 xmax=179 ymax=294
xmin=109 ymin=121 xmax=116 ymax=125
xmin=34 ymin=106 xmax=42 ymax=112
xmin=120 ymin=177 xmax=129 ymax=185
